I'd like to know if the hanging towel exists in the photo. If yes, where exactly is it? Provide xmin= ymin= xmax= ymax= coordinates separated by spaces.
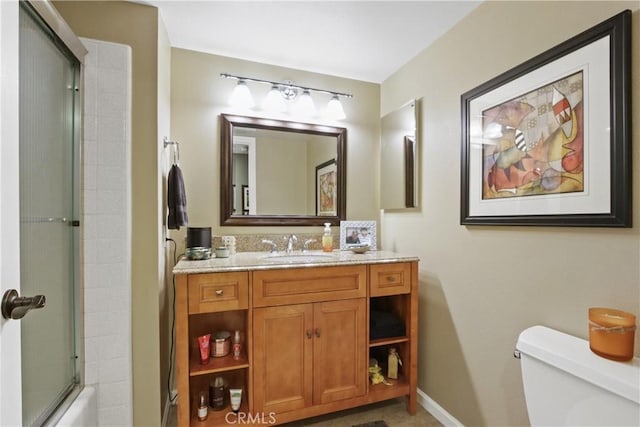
xmin=168 ymin=164 xmax=188 ymax=230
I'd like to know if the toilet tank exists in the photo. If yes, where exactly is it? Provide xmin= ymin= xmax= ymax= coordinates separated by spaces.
xmin=516 ymin=325 xmax=639 ymax=427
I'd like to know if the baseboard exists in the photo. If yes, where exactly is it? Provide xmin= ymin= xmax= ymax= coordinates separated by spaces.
xmin=161 ymin=389 xmax=178 ymax=427
xmin=417 ymin=388 xmax=464 ymax=427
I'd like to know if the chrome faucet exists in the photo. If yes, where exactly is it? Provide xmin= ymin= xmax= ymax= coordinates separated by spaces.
xmin=302 ymin=239 xmax=317 ymax=253
xmin=285 ymin=234 xmax=297 ymax=254
xmin=261 ymin=239 xmax=278 ymax=253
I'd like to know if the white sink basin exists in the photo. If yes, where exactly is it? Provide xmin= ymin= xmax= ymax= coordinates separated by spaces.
xmin=261 ymin=253 xmax=337 ymax=263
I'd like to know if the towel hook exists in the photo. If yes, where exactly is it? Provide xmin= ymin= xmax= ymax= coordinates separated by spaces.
xmin=163 ymin=137 xmax=180 ymax=165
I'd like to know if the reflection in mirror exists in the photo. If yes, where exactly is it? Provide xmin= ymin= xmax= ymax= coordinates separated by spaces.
xmin=380 ymin=99 xmax=419 ymax=209
xmin=220 ymin=114 xmax=346 ymax=226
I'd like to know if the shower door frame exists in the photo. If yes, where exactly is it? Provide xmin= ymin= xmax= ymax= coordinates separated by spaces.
xmin=0 ymin=1 xmax=87 ymax=425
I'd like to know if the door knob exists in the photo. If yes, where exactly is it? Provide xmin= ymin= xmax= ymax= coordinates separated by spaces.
xmin=1 ymin=289 xmax=46 ymax=320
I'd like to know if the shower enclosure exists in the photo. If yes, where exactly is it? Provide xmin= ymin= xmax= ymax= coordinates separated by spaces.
xmin=17 ymin=2 xmax=83 ymax=425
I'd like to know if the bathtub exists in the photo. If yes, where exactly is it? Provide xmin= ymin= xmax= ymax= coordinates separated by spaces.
xmin=55 ymin=386 xmax=98 ymax=427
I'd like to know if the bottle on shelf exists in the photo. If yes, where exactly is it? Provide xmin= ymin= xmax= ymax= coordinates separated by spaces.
xmin=233 ymin=330 xmax=242 ymax=360
xmin=322 ymin=222 xmax=333 ymax=252
xmin=197 ymin=391 xmax=208 ymax=421
xmin=388 ymin=347 xmax=402 ymax=379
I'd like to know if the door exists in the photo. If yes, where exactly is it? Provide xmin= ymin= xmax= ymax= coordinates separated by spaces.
xmin=253 ymin=299 xmax=367 ymax=415
xmin=253 ymin=304 xmax=313 ymax=413
xmin=1 ymin=2 xmax=82 ymax=425
xmin=0 ymin=1 xmax=23 ymax=425
xmin=313 ymin=298 xmax=367 ymax=404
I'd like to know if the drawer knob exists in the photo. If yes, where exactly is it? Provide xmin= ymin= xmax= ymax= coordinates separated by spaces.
xmin=386 ymin=276 xmax=395 ymax=282
xmin=215 ymin=289 xmax=224 ymax=296
xmin=306 ymin=330 xmax=313 ymax=339
xmin=315 ymin=328 xmax=321 ymax=338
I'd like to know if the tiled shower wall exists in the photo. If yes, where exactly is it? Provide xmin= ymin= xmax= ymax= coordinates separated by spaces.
xmin=81 ymin=38 xmax=132 ymax=426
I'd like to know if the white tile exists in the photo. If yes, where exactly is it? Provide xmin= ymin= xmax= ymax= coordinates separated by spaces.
xmin=84 ymin=312 xmax=108 ymax=338
xmin=83 ymin=190 xmax=97 ymax=215
xmin=97 ymin=116 xmax=126 ymax=144
xmin=83 ymin=215 xmax=98 ymax=241
xmin=96 ymin=214 xmax=126 ymax=240
xmin=83 ymin=67 xmax=98 ymax=117
xmin=98 ymin=405 xmax=131 ymax=427
xmin=83 ymin=165 xmax=97 ymax=191
xmin=85 ymin=361 xmax=98 ymax=385
xmin=99 ymin=333 xmax=130 ymax=360
xmin=84 ymin=141 xmax=97 ymax=166
xmin=97 ymin=140 xmax=125 ymax=167
xmin=83 ymin=238 xmax=97 ymax=265
xmin=98 ymin=42 xmax=129 ymax=71
xmin=96 ymin=167 xmax=126 ymax=192
xmin=96 ymin=239 xmax=125 ymax=264
xmin=99 ymin=357 xmax=129 ymax=383
xmin=84 ymin=114 xmax=97 ymax=142
xmin=96 ymin=191 xmax=125 ymax=216
xmin=98 ymin=68 xmax=128 ymax=96
xmin=84 ymin=336 xmax=99 ymax=363
xmin=98 ymin=381 xmax=130 ymax=407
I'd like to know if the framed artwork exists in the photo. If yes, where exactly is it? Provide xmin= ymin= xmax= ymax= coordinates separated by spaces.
xmin=339 ymin=220 xmax=376 ymax=250
xmin=316 ymin=159 xmax=337 ymax=216
xmin=460 ymin=10 xmax=631 ymax=227
xmin=242 ymin=185 xmax=249 ymax=214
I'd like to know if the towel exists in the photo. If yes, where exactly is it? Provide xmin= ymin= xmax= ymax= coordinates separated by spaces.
xmin=168 ymin=164 xmax=188 ymax=230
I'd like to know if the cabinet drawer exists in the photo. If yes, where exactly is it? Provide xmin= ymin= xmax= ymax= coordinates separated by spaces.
xmin=253 ymin=265 xmax=366 ymax=307
xmin=188 ymin=272 xmax=248 ymax=313
xmin=370 ymin=263 xmax=411 ymax=296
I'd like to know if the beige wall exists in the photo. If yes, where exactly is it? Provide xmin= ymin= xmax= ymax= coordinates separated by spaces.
xmin=169 ymin=48 xmax=380 ymax=250
xmin=380 ymin=2 xmax=640 ymax=426
xmin=53 ymin=2 xmax=164 ymax=426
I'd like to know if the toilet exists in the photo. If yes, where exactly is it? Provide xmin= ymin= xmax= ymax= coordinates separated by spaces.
xmin=516 ymin=325 xmax=640 ymax=426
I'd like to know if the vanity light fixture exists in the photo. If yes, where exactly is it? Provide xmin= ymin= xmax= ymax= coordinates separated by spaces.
xmin=220 ymin=73 xmax=352 ymax=120
xmin=326 ymin=94 xmax=346 ymax=120
xmin=228 ymin=79 xmax=255 ymax=110
xmin=295 ymin=89 xmax=316 ymax=117
xmin=262 ymin=84 xmax=288 ymax=113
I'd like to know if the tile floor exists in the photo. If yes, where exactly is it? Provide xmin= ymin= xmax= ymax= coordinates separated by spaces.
xmin=167 ymin=398 xmax=443 ymax=426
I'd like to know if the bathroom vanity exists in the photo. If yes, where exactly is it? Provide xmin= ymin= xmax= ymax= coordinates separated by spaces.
xmin=173 ymin=251 xmax=418 ymax=426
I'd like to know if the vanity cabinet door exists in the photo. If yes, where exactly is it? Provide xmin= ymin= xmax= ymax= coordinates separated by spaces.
xmin=253 ymin=299 xmax=366 ymax=416
xmin=312 ymin=298 xmax=367 ymax=404
xmin=253 ymin=304 xmax=314 ymax=414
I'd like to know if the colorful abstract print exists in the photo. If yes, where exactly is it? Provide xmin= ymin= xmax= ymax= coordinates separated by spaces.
xmin=482 ymin=71 xmax=584 ymax=199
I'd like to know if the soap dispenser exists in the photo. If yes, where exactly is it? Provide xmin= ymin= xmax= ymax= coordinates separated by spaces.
xmin=322 ymin=223 xmax=333 ymax=252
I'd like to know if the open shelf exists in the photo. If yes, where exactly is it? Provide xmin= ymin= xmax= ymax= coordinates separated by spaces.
xmin=190 ymin=352 xmax=249 ymax=377
xmin=369 ymin=336 xmax=409 ymax=347
xmin=368 ymin=372 xmax=410 ymax=400
xmin=190 ymin=399 xmax=249 ymax=426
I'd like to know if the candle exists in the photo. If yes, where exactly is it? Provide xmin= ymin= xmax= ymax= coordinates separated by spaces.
xmin=589 ymin=307 xmax=636 ymax=361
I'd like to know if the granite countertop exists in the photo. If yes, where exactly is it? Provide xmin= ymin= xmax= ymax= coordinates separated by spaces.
xmin=173 ymin=250 xmax=419 ymax=274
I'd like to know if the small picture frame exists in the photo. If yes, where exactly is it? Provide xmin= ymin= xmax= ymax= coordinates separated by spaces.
xmin=339 ymin=221 xmax=376 ymax=250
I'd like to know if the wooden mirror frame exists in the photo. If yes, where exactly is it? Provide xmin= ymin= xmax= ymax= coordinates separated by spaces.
xmin=220 ymin=114 xmax=347 ymax=226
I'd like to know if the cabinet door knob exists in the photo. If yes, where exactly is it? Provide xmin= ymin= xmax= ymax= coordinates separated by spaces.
xmin=315 ymin=328 xmax=321 ymax=338
xmin=215 ymin=289 xmax=224 ymax=296
xmin=306 ymin=330 xmax=313 ymax=339
xmin=386 ymin=276 xmax=394 ymax=282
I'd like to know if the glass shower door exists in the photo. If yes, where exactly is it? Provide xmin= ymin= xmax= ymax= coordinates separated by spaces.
xmin=19 ymin=3 xmax=80 ymax=425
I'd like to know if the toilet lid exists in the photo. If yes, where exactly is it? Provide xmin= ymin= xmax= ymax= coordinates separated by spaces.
xmin=517 ymin=325 xmax=640 ymax=404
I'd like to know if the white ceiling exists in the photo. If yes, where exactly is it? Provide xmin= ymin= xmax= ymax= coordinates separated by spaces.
xmin=145 ymin=1 xmax=481 ymax=83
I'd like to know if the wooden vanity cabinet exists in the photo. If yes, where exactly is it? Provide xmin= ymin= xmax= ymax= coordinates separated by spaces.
xmin=174 ymin=260 xmax=418 ymax=426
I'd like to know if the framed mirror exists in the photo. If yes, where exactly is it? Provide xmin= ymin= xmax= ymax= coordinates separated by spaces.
xmin=220 ymin=114 xmax=347 ymax=226
xmin=380 ymin=99 xmax=419 ymax=209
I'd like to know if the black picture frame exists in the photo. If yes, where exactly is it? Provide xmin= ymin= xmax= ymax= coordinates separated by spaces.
xmin=460 ymin=10 xmax=631 ymax=227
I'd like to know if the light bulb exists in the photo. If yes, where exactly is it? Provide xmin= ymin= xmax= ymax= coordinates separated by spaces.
xmin=294 ymin=90 xmax=315 ymax=118
xmin=325 ymin=95 xmax=346 ymax=120
xmin=229 ymin=80 xmax=254 ymax=110
xmin=263 ymin=84 xmax=287 ymax=113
